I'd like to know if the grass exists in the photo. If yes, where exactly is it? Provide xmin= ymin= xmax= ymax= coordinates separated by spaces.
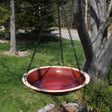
xmin=0 ymin=36 xmax=84 ymax=112
xmin=0 ymin=35 xmax=112 ymax=112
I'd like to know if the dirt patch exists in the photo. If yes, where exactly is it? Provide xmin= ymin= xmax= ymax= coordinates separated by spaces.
xmin=0 ymin=40 xmax=10 ymax=44
xmin=0 ymin=40 xmax=30 ymax=57
xmin=47 ymin=104 xmax=79 ymax=112
xmin=38 ymin=103 xmax=80 ymax=112
xmin=1 ymin=51 xmax=30 ymax=57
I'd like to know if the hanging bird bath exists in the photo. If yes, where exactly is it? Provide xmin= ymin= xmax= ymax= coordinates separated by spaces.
xmin=22 ymin=66 xmax=90 ymax=96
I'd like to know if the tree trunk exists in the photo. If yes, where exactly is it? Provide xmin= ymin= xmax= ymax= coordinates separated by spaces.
xmin=85 ymin=0 xmax=88 ymax=27
xmin=73 ymin=0 xmax=112 ymax=81
xmin=10 ymin=0 xmax=17 ymax=54
xmin=88 ymin=35 xmax=112 ymax=81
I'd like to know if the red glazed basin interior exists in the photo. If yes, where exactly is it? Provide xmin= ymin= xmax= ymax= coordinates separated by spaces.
xmin=27 ymin=67 xmax=86 ymax=91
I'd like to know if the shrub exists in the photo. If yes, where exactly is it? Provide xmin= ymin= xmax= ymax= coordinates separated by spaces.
xmin=85 ymin=81 xmax=112 ymax=112
xmin=108 ymin=63 xmax=112 ymax=85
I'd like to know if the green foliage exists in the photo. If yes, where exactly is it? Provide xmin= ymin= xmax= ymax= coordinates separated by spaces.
xmin=108 ymin=62 xmax=112 ymax=85
xmin=53 ymin=0 xmax=74 ymax=28
xmin=0 ymin=0 xmax=55 ymax=37
xmin=0 ymin=7 xmax=9 ymax=24
xmin=15 ymin=0 xmax=55 ymax=32
xmin=0 ymin=31 xmax=5 ymax=39
xmin=0 ymin=5 xmax=10 ymax=29
xmin=0 ymin=2 xmax=10 ymax=37
xmin=85 ymin=81 xmax=112 ymax=112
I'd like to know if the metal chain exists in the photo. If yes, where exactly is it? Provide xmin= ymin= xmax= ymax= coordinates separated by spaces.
xmin=60 ymin=0 xmax=86 ymax=102
xmin=60 ymin=0 xmax=81 ymax=71
xmin=27 ymin=0 xmax=82 ymax=74
xmin=26 ymin=0 xmax=54 ymax=74
xmin=57 ymin=0 xmax=64 ymax=65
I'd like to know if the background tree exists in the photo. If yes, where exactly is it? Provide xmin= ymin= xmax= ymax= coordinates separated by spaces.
xmin=10 ymin=0 xmax=17 ymax=54
xmin=73 ymin=0 xmax=112 ymax=81
xmin=15 ymin=0 xmax=54 ymax=34
xmin=0 ymin=0 xmax=55 ymax=39
xmin=53 ymin=0 xmax=74 ymax=28
xmin=0 ymin=1 xmax=10 ymax=39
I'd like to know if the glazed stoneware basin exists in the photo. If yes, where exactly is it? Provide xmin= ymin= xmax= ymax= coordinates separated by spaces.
xmin=22 ymin=66 xmax=90 ymax=96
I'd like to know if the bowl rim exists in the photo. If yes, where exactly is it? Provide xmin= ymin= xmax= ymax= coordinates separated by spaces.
xmin=22 ymin=66 xmax=90 ymax=93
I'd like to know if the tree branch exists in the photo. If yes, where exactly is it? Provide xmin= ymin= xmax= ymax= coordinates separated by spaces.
xmin=96 ymin=34 xmax=112 ymax=76
xmin=94 ymin=0 xmax=112 ymax=55
xmin=106 ymin=0 xmax=112 ymax=22
xmin=72 ymin=0 xmax=94 ymax=72
xmin=99 ymin=0 xmax=112 ymax=33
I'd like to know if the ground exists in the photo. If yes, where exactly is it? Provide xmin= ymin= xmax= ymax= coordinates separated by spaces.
xmin=38 ymin=103 xmax=80 ymax=112
xmin=0 ymin=40 xmax=30 ymax=56
xmin=1 ymin=51 xmax=30 ymax=56
xmin=0 ymin=29 xmax=80 ymax=57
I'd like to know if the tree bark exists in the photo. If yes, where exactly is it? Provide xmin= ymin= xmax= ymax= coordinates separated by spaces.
xmin=87 ymin=35 xmax=112 ymax=81
xmin=73 ymin=0 xmax=112 ymax=81
xmin=10 ymin=0 xmax=17 ymax=54
xmin=85 ymin=0 xmax=88 ymax=27
xmin=73 ymin=0 xmax=94 ymax=72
